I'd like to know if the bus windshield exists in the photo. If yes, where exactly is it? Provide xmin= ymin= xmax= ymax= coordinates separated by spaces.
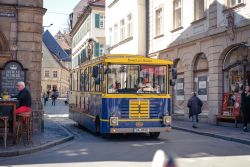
xmin=107 ymin=64 xmax=167 ymax=94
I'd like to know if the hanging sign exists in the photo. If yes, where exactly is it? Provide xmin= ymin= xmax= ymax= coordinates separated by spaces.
xmin=0 ymin=61 xmax=26 ymax=96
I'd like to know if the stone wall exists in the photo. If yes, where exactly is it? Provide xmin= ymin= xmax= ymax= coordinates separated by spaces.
xmin=160 ymin=25 xmax=250 ymax=123
xmin=0 ymin=1 xmax=46 ymax=132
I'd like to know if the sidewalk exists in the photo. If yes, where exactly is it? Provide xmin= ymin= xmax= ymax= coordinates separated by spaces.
xmin=172 ymin=120 xmax=250 ymax=145
xmin=0 ymin=99 xmax=73 ymax=157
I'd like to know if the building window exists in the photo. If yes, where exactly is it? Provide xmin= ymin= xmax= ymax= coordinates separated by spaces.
xmin=194 ymin=0 xmax=205 ymax=20
xmin=155 ymin=7 xmax=163 ymax=37
xmin=45 ymin=71 xmax=49 ymax=78
xmin=94 ymin=42 xmax=100 ymax=57
xmin=109 ymin=28 xmax=113 ymax=46
xmin=127 ymin=14 xmax=133 ymax=37
xmin=114 ymin=24 xmax=118 ymax=44
xmin=228 ymin=0 xmax=243 ymax=7
xmin=120 ymin=19 xmax=125 ymax=41
xmin=100 ymin=44 xmax=104 ymax=56
xmin=100 ymin=15 xmax=105 ymax=28
xmin=173 ymin=0 xmax=182 ymax=29
xmin=53 ymin=71 xmax=58 ymax=78
xmin=95 ymin=14 xmax=105 ymax=29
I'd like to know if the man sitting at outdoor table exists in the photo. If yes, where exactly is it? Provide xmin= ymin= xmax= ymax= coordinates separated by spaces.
xmin=14 ymin=81 xmax=32 ymax=114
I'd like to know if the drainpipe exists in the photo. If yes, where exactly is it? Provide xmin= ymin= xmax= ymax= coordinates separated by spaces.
xmin=14 ymin=0 xmax=19 ymax=60
xmin=145 ymin=0 xmax=149 ymax=57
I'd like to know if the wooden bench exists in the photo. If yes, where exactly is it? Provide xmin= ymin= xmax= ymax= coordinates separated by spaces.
xmin=216 ymin=115 xmax=241 ymax=128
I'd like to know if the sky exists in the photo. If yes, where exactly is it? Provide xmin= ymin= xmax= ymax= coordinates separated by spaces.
xmin=43 ymin=0 xmax=81 ymax=35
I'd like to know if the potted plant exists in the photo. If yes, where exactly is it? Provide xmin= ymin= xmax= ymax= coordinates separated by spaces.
xmin=2 ymin=91 xmax=9 ymax=101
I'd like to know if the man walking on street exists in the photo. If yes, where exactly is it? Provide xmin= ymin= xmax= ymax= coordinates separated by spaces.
xmin=187 ymin=92 xmax=203 ymax=128
xmin=241 ymin=85 xmax=250 ymax=132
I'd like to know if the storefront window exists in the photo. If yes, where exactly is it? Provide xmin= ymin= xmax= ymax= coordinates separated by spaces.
xmin=222 ymin=45 xmax=250 ymax=116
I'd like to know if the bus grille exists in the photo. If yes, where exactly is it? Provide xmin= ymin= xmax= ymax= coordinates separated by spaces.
xmin=129 ymin=100 xmax=149 ymax=118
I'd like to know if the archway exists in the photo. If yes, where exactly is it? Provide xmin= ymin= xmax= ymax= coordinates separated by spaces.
xmin=222 ymin=44 xmax=250 ymax=112
xmin=193 ymin=53 xmax=209 ymax=101
xmin=173 ymin=59 xmax=185 ymax=114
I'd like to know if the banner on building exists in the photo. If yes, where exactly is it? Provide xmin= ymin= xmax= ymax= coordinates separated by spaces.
xmin=176 ymin=78 xmax=184 ymax=101
xmin=198 ymin=76 xmax=207 ymax=101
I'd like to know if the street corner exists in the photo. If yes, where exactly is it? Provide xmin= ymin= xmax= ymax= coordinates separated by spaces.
xmin=0 ymin=117 xmax=74 ymax=157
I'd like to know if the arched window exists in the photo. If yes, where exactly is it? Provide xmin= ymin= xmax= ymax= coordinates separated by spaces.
xmin=175 ymin=59 xmax=185 ymax=101
xmin=173 ymin=59 xmax=185 ymax=114
xmin=193 ymin=53 xmax=208 ymax=101
xmin=222 ymin=44 xmax=250 ymax=115
xmin=223 ymin=45 xmax=250 ymax=95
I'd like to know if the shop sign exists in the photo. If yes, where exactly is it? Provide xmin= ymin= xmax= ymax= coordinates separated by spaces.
xmin=0 ymin=12 xmax=16 ymax=17
xmin=176 ymin=78 xmax=184 ymax=101
xmin=0 ymin=61 xmax=26 ymax=96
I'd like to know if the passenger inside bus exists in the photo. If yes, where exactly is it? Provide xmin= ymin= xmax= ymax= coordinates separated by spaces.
xmin=108 ymin=81 xmax=121 ymax=93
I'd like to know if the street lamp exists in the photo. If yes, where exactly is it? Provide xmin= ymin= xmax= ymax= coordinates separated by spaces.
xmin=43 ymin=23 xmax=53 ymax=31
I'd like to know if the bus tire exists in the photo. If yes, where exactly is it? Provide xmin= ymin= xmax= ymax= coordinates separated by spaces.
xmin=101 ymin=133 xmax=111 ymax=138
xmin=95 ymin=117 xmax=100 ymax=134
xmin=149 ymin=132 xmax=160 ymax=138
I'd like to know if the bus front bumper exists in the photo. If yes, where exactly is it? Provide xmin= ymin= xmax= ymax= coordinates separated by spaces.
xmin=110 ymin=126 xmax=172 ymax=133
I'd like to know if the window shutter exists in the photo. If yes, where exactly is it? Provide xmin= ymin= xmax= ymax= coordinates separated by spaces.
xmin=95 ymin=14 xmax=100 ymax=28
xmin=94 ymin=42 xmax=100 ymax=57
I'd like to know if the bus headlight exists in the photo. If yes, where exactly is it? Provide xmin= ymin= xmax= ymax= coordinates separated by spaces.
xmin=163 ymin=116 xmax=171 ymax=125
xmin=110 ymin=117 xmax=119 ymax=126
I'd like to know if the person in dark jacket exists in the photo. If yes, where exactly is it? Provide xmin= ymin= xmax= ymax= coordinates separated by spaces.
xmin=51 ymin=88 xmax=58 ymax=106
xmin=187 ymin=92 xmax=203 ymax=128
xmin=15 ymin=81 xmax=32 ymax=114
xmin=241 ymin=85 xmax=250 ymax=132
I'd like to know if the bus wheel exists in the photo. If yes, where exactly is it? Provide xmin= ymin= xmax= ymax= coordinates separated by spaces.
xmin=101 ymin=133 xmax=110 ymax=138
xmin=95 ymin=118 xmax=100 ymax=134
xmin=149 ymin=132 xmax=160 ymax=138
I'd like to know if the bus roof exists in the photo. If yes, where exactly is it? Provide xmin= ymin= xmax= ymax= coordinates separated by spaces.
xmin=104 ymin=55 xmax=173 ymax=65
xmin=79 ymin=54 xmax=173 ymax=68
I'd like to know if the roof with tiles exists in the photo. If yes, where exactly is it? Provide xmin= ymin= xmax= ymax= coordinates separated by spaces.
xmin=43 ymin=30 xmax=71 ymax=62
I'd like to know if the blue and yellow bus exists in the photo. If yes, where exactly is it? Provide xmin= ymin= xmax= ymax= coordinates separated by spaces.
xmin=69 ymin=54 xmax=173 ymax=138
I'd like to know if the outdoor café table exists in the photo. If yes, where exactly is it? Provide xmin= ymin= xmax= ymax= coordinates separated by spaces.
xmin=0 ymin=99 xmax=18 ymax=144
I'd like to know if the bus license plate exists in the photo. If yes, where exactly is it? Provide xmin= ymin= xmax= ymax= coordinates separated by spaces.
xmin=134 ymin=128 xmax=149 ymax=133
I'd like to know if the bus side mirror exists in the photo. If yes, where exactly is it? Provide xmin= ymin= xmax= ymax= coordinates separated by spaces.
xmin=92 ymin=66 xmax=99 ymax=78
xmin=171 ymin=68 xmax=177 ymax=80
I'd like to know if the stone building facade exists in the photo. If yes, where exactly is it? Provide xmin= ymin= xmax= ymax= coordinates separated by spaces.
xmin=41 ymin=43 xmax=70 ymax=98
xmin=0 ymin=1 xmax=46 ymax=132
xmin=148 ymin=0 xmax=250 ymax=123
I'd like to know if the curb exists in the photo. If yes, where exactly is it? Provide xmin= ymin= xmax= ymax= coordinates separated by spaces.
xmin=172 ymin=126 xmax=250 ymax=145
xmin=0 ymin=135 xmax=74 ymax=157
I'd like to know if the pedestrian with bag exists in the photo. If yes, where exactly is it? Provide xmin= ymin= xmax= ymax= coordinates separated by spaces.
xmin=187 ymin=92 xmax=203 ymax=128
xmin=241 ymin=85 xmax=250 ymax=132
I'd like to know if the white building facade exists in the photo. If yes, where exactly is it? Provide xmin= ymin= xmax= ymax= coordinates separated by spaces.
xmin=105 ymin=0 xmax=146 ymax=55
xmin=148 ymin=0 xmax=250 ymax=123
xmin=71 ymin=2 xmax=106 ymax=70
